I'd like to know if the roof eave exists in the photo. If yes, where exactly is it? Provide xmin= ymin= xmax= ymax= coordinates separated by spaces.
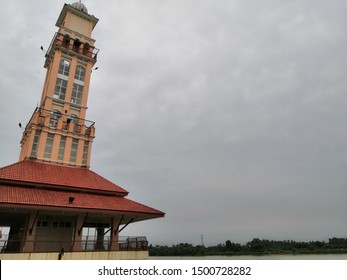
xmin=0 ymin=203 xmax=165 ymax=219
xmin=0 ymin=179 xmax=129 ymax=197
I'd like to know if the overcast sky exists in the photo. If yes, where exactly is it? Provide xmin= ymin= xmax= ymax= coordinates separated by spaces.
xmin=1 ymin=0 xmax=347 ymax=246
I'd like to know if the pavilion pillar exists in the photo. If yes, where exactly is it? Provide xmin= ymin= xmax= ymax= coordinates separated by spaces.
xmin=72 ymin=215 xmax=85 ymax=251
xmin=95 ymin=225 xmax=105 ymax=250
xmin=22 ymin=211 xmax=38 ymax=253
xmin=109 ymin=216 xmax=121 ymax=251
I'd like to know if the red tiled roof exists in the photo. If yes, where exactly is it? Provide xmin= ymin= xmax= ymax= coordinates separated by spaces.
xmin=0 ymin=185 xmax=164 ymax=217
xmin=0 ymin=160 xmax=128 ymax=195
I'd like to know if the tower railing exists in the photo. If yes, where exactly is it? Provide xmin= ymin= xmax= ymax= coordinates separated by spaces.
xmin=38 ymin=107 xmax=95 ymax=134
xmin=22 ymin=107 xmax=95 ymax=138
xmin=45 ymin=32 xmax=99 ymax=67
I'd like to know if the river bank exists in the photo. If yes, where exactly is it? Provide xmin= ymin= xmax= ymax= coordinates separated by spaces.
xmin=149 ymin=253 xmax=347 ymax=260
xmin=149 ymin=237 xmax=347 ymax=257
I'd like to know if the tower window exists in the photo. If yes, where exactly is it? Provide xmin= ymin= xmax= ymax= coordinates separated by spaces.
xmin=58 ymin=59 xmax=70 ymax=76
xmin=69 ymin=114 xmax=79 ymax=124
xmin=71 ymin=83 xmax=83 ymax=105
xmin=30 ymin=131 xmax=41 ymax=158
xmin=74 ymin=65 xmax=85 ymax=82
xmin=44 ymin=133 xmax=55 ymax=159
xmin=58 ymin=136 xmax=66 ymax=161
xmin=70 ymin=138 xmax=79 ymax=163
xmin=82 ymin=141 xmax=89 ymax=166
xmin=50 ymin=109 xmax=62 ymax=127
xmin=54 ymin=78 xmax=67 ymax=100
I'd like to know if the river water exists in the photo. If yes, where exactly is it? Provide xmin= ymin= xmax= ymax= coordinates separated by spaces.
xmin=149 ymin=254 xmax=347 ymax=260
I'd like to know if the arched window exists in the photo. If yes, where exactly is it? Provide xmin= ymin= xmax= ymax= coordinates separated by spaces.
xmin=68 ymin=114 xmax=79 ymax=124
xmin=74 ymin=65 xmax=85 ymax=82
xmin=50 ymin=109 xmax=62 ymax=127
xmin=58 ymin=59 xmax=70 ymax=76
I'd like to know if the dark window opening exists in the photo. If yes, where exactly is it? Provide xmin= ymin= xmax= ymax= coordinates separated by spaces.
xmin=63 ymin=35 xmax=70 ymax=47
xmin=73 ymin=39 xmax=81 ymax=51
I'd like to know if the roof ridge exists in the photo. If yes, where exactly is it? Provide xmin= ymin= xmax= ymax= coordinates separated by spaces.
xmin=0 ymin=159 xmax=129 ymax=195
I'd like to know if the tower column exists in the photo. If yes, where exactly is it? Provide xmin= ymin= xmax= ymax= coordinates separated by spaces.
xmin=36 ymin=131 xmax=48 ymax=160
xmin=51 ymin=133 xmax=61 ymax=161
xmin=46 ymin=51 xmax=62 ymax=100
xmin=85 ymin=139 xmax=93 ymax=167
xmin=79 ymin=62 xmax=93 ymax=120
xmin=64 ymin=137 xmax=73 ymax=163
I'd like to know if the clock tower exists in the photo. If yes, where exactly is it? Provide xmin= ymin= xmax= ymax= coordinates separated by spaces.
xmin=19 ymin=2 xmax=99 ymax=168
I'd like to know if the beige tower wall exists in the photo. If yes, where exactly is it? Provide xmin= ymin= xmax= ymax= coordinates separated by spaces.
xmin=69 ymin=13 xmax=91 ymax=37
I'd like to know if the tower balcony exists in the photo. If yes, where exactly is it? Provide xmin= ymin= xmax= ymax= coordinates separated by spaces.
xmin=41 ymin=107 xmax=95 ymax=136
xmin=21 ymin=107 xmax=95 ymax=144
xmin=44 ymin=32 xmax=99 ymax=68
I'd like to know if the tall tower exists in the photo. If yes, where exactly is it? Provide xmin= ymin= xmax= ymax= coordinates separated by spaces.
xmin=0 ymin=1 xmax=164 ymax=260
xmin=19 ymin=2 xmax=99 ymax=168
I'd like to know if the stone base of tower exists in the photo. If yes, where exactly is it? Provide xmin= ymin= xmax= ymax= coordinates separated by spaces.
xmin=0 ymin=250 xmax=149 ymax=260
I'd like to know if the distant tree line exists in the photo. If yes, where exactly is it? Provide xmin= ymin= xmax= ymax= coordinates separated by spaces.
xmin=149 ymin=237 xmax=347 ymax=256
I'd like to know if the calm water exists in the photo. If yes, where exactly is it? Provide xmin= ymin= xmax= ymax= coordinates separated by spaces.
xmin=149 ymin=254 xmax=347 ymax=260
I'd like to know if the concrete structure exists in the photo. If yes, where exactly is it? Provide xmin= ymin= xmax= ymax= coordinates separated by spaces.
xmin=19 ymin=1 xmax=98 ymax=167
xmin=0 ymin=2 xmax=164 ymax=260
